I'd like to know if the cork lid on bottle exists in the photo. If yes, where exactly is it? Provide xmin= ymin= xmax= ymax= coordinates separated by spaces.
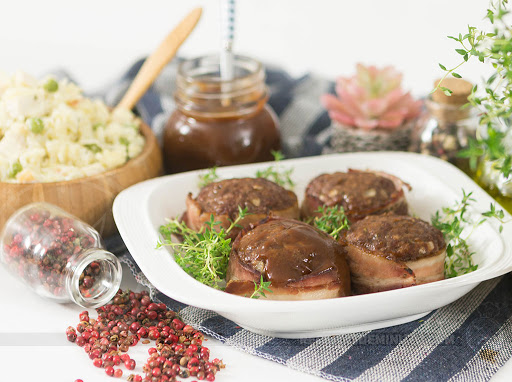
xmin=429 ymin=78 xmax=473 ymax=122
xmin=432 ymin=78 xmax=473 ymax=105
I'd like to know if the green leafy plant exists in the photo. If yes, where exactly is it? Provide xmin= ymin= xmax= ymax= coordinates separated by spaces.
xmin=157 ymin=206 xmax=249 ymax=289
xmin=431 ymin=189 xmax=508 ymax=278
xmin=436 ymin=0 xmax=512 ymax=177
xmin=249 ymin=276 xmax=273 ymax=299
xmin=255 ymin=150 xmax=295 ymax=189
xmin=196 ymin=151 xmax=295 ymax=190
xmin=197 ymin=167 xmax=219 ymax=188
xmin=309 ymin=205 xmax=350 ymax=240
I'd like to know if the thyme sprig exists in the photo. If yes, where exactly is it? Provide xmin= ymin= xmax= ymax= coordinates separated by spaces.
xmin=255 ymin=150 xmax=295 ymax=189
xmin=436 ymin=0 xmax=512 ymax=177
xmin=197 ymin=167 xmax=219 ymax=188
xmin=196 ymin=151 xmax=295 ymax=189
xmin=482 ymin=202 xmax=508 ymax=232
xmin=309 ymin=205 xmax=350 ymax=240
xmin=431 ymin=189 xmax=508 ymax=278
xmin=157 ymin=206 xmax=249 ymax=289
xmin=250 ymin=276 xmax=273 ymax=299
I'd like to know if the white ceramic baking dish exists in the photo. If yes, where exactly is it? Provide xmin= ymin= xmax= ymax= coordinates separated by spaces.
xmin=113 ymin=152 xmax=512 ymax=338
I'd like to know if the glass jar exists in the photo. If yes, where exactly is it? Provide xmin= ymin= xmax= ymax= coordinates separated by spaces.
xmin=163 ymin=55 xmax=281 ymax=173
xmin=410 ymin=78 xmax=477 ymax=174
xmin=476 ymin=158 xmax=512 ymax=213
xmin=0 ymin=202 xmax=122 ymax=308
xmin=474 ymin=128 xmax=512 ymax=213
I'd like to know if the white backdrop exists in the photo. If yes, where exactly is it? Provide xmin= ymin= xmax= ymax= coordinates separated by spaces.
xmin=0 ymin=0 xmax=490 ymax=95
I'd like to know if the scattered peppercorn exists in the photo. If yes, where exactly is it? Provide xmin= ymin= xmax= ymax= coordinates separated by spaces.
xmin=67 ymin=289 xmax=225 ymax=380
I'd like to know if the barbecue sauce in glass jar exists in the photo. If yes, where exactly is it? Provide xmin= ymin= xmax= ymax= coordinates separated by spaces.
xmin=163 ymin=55 xmax=280 ymax=173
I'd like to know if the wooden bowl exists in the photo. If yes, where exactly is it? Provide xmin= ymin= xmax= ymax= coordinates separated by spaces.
xmin=0 ymin=122 xmax=162 ymax=237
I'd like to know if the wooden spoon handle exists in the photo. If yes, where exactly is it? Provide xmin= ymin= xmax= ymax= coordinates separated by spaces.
xmin=116 ymin=7 xmax=202 ymax=111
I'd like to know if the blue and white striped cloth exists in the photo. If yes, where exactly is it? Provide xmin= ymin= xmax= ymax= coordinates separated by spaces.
xmin=103 ymin=59 xmax=512 ymax=382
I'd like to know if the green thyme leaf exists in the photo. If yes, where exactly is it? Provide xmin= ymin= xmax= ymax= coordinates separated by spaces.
xmin=198 ymin=167 xmax=220 ymax=188
xmin=487 ymin=8 xmax=495 ymax=23
xmin=250 ymin=275 xmax=273 ymax=299
xmin=482 ymin=202 xmax=508 ymax=232
xmin=157 ymin=206 xmax=251 ymax=289
xmin=309 ymin=205 xmax=350 ymax=240
xmin=255 ymin=150 xmax=295 ymax=189
xmin=271 ymin=150 xmax=285 ymax=161
xmin=440 ymin=87 xmax=453 ymax=96
xmin=496 ymin=156 xmax=512 ymax=178
xmin=457 ymin=139 xmax=485 ymax=171
xmin=432 ymin=189 xmax=509 ymax=278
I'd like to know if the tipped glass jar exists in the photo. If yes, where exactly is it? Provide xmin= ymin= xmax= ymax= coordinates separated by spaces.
xmin=163 ymin=55 xmax=281 ymax=173
xmin=0 ymin=203 xmax=122 ymax=308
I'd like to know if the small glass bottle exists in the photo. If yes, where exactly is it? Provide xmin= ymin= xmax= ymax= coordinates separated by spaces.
xmin=410 ymin=78 xmax=477 ymax=173
xmin=0 ymin=202 xmax=122 ymax=308
xmin=474 ymin=128 xmax=512 ymax=214
xmin=163 ymin=55 xmax=281 ymax=173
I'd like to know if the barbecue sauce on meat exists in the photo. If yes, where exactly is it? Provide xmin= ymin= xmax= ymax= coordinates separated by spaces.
xmin=233 ymin=218 xmax=350 ymax=288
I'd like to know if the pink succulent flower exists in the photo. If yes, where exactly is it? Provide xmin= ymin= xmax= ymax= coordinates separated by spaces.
xmin=321 ymin=64 xmax=422 ymax=130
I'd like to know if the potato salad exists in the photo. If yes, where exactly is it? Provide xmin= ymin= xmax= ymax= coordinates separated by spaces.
xmin=0 ymin=71 xmax=145 ymax=183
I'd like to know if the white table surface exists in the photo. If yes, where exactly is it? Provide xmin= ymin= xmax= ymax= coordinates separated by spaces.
xmin=1 ymin=0 xmax=511 ymax=380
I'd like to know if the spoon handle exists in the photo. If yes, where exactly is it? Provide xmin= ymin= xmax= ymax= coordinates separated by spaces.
xmin=116 ymin=7 xmax=202 ymax=111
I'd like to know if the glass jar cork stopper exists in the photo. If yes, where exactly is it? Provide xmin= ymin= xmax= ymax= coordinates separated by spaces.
xmin=430 ymin=78 xmax=473 ymax=121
